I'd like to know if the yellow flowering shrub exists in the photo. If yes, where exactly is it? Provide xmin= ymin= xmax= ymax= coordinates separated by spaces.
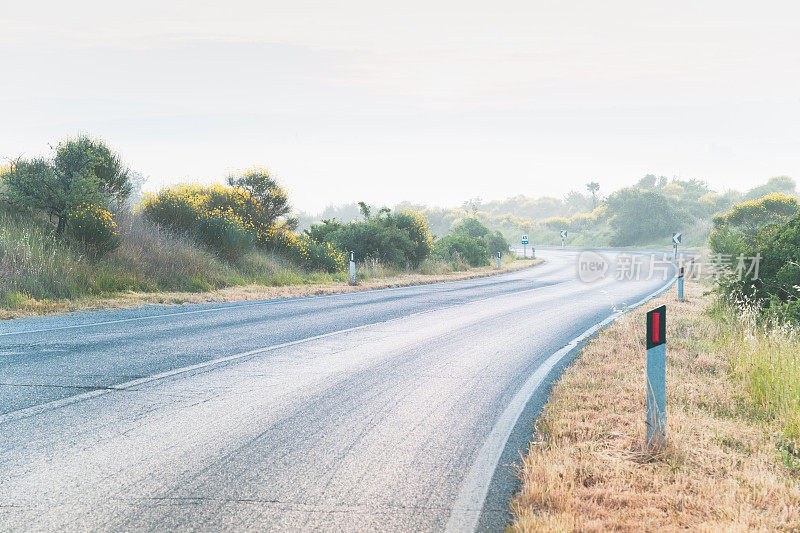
xmin=66 ymin=203 xmax=120 ymax=256
xmin=710 ymin=193 xmax=800 ymax=257
xmin=140 ymin=183 xmax=345 ymax=271
xmin=140 ymin=184 xmax=252 ymax=259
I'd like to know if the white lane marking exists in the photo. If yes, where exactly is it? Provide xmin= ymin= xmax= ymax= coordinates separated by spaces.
xmin=0 ymin=267 xmax=541 ymax=337
xmin=0 ymin=285 xmax=542 ymax=426
xmin=444 ymin=273 xmax=677 ymax=533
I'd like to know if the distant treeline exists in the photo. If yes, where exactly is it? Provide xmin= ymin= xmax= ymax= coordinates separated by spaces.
xmin=300 ymin=175 xmax=798 ymax=248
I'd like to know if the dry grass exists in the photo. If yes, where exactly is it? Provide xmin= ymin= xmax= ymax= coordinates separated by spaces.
xmin=0 ymin=258 xmax=540 ymax=319
xmin=509 ymin=281 xmax=800 ymax=532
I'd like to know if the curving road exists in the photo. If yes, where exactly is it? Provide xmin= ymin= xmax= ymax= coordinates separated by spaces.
xmin=0 ymin=249 xmax=675 ymax=532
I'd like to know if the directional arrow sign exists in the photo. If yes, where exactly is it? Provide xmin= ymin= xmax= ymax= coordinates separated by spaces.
xmin=560 ymin=230 xmax=568 ymax=238
xmin=672 ymin=232 xmax=682 ymax=245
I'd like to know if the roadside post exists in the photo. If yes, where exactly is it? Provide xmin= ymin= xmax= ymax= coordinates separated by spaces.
xmin=677 ymin=267 xmax=684 ymax=300
xmin=646 ymin=305 xmax=667 ymax=448
xmin=497 ymin=252 xmax=502 ymax=269
xmin=672 ymin=232 xmax=682 ymax=259
xmin=521 ymin=234 xmax=528 ymax=258
xmin=531 ymin=246 xmax=535 ymax=259
xmin=349 ymin=252 xmax=356 ymax=286
xmin=690 ymin=257 xmax=695 ymax=277
xmin=560 ymin=230 xmax=567 ymax=249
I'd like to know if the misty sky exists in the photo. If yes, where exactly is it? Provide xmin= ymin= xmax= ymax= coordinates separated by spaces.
xmin=2 ymin=1 xmax=799 ymax=212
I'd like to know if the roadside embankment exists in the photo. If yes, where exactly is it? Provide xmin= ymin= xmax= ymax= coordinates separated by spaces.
xmin=509 ymin=280 xmax=800 ymax=531
xmin=0 ymin=258 xmax=541 ymax=320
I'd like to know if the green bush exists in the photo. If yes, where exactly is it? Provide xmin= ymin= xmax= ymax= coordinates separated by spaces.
xmin=711 ymin=202 xmax=800 ymax=322
xmin=306 ymin=207 xmax=432 ymax=268
xmin=434 ymin=233 xmax=489 ymax=267
xmin=431 ymin=217 xmax=508 ymax=267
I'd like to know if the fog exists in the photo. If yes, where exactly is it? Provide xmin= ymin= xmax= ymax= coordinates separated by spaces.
xmin=1 ymin=1 xmax=798 ymax=211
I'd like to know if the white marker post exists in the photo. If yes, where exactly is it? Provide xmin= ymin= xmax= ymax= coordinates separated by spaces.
xmin=646 ymin=305 xmax=667 ymax=448
xmin=690 ymin=257 xmax=695 ymax=277
xmin=560 ymin=229 xmax=567 ymax=249
xmin=531 ymin=246 xmax=535 ymax=259
xmin=521 ymin=234 xmax=528 ymax=258
xmin=497 ymin=252 xmax=501 ymax=269
xmin=677 ymin=267 xmax=684 ymax=300
xmin=672 ymin=232 xmax=682 ymax=259
xmin=349 ymin=252 xmax=356 ymax=286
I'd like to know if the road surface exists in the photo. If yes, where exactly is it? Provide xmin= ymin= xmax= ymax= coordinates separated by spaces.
xmin=0 ymin=249 xmax=676 ymax=531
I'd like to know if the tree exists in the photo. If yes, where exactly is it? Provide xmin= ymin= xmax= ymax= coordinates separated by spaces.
xmin=605 ymin=188 xmax=679 ymax=246
xmin=744 ymin=176 xmax=797 ymax=201
xmin=636 ymin=174 xmax=657 ymax=189
xmin=358 ymin=201 xmax=371 ymax=220
xmin=3 ymin=136 xmax=132 ymax=233
xmin=227 ymin=168 xmax=297 ymax=231
xmin=565 ymin=190 xmax=590 ymax=214
xmin=586 ymin=181 xmax=600 ymax=208
xmin=452 ymin=217 xmax=490 ymax=239
xmin=84 ymin=138 xmax=133 ymax=203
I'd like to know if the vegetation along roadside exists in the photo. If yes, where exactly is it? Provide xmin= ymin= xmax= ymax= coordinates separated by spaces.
xmin=0 ymin=135 xmax=525 ymax=319
xmin=510 ymin=195 xmax=800 ymax=531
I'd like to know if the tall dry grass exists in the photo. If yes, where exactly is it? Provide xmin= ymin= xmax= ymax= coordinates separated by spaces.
xmin=0 ymin=208 xmax=318 ymax=310
xmin=0 ymin=206 xmax=92 ymax=303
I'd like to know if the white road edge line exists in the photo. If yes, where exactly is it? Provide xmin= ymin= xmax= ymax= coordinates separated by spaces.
xmin=444 ymin=273 xmax=678 ymax=533
xmin=0 ymin=285 xmax=541 ymax=426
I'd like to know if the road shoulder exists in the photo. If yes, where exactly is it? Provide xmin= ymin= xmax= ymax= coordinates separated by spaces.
xmin=508 ymin=281 xmax=800 ymax=530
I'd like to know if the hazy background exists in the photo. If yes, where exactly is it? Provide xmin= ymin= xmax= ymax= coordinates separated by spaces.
xmin=2 ymin=0 xmax=799 ymax=212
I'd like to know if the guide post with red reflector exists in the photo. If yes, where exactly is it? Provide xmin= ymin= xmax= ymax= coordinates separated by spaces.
xmin=646 ymin=305 xmax=667 ymax=448
xmin=677 ymin=267 xmax=684 ymax=300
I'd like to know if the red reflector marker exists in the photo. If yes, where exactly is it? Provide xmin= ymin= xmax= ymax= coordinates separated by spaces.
xmin=651 ymin=312 xmax=660 ymax=343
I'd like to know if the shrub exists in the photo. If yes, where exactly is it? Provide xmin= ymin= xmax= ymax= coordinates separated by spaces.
xmin=306 ymin=207 xmax=432 ymax=268
xmin=273 ymin=229 xmax=346 ymax=273
xmin=140 ymin=184 xmax=253 ymax=259
xmin=141 ymin=183 xmax=341 ymax=270
xmin=484 ymin=231 xmax=510 ymax=256
xmin=430 ymin=217 xmax=509 ymax=267
xmin=65 ymin=203 xmax=120 ymax=256
xmin=541 ymin=216 xmax=570 ymax=231
xmin=226 ymin=168 xmax=298 ymax=238
xmin=392 ymin=210 xmax=434 ymax=267
xmin=712 ymin=204 xmax=800 ymax=323
xmin=434 ymin=233 xmax=489 ymax=267
xmin=709 ymin=193 xmax=799 ymax=256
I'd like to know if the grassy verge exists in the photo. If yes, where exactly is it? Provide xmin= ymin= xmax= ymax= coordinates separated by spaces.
xmin=0 ymin=254 xmax=539 ymax=319
xmin=509 ymin=281 xmax=800 ymax=531
xmin=1 ymin=205 xmax=540 ymax=319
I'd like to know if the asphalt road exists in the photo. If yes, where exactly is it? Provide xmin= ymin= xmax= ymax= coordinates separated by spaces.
xmin=0 ymin=249 xmax=676 ymax=532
